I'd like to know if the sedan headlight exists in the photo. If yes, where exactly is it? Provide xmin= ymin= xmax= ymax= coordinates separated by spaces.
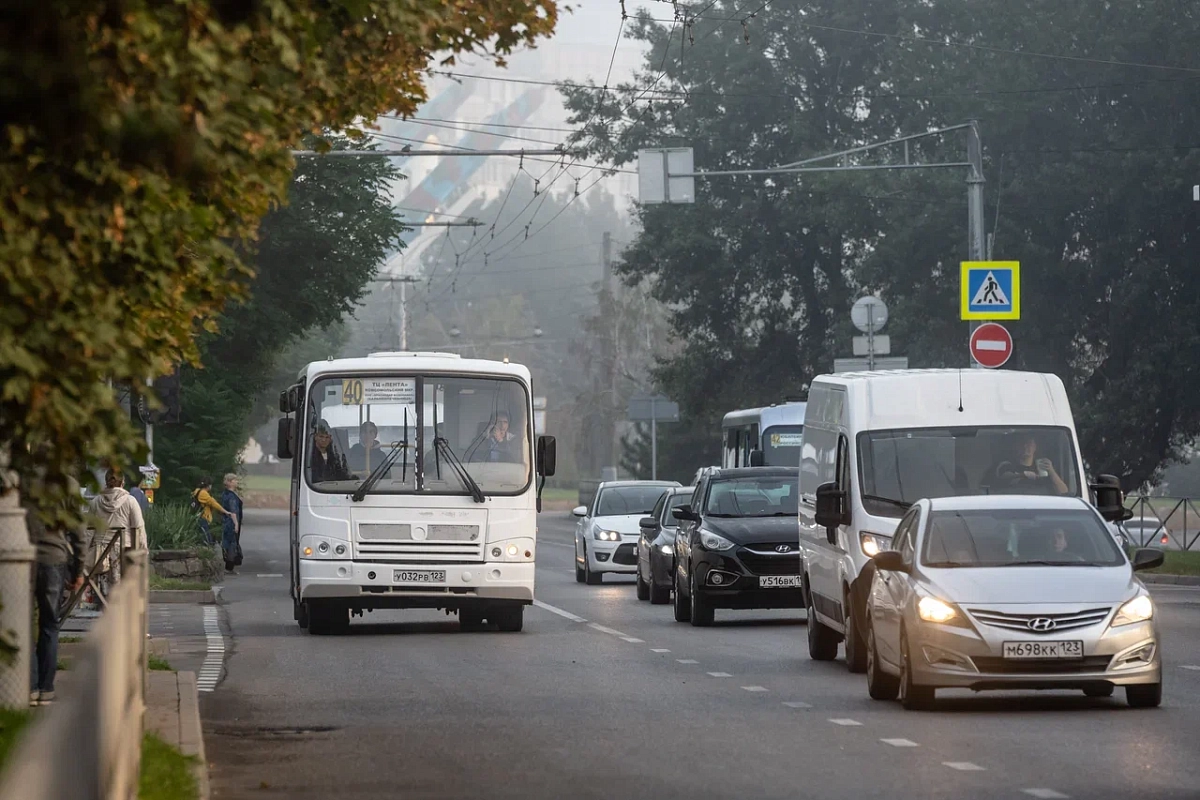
xmin=594 ymin=529 xmax=621 ymax=541
xmin=699 ymin=531 xmax=735 ymax=551
xmin=917 ymin=596 xmax=959 ymax=624
xmin=860 ymin=531 xmax=893 ymax=557
xmin=1112 ymin=594 xmax=1154 ymax=627
xmin=659 ymin=544 xmax=673 ymax=555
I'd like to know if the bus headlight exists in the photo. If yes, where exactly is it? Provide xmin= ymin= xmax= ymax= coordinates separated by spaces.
xmin=488 ymin=538 xmax=534 ymax=562
xmin=300 ymin=536 xmax=350 ymax=559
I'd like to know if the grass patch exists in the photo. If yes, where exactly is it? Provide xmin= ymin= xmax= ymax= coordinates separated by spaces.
xmin=1145 ymin=550 xmax=1200 ymax=577
xmin=149 ymin=575 xmax=212 ymax=591
xmin=60 ymin=635 xmax=82 ymax=644
xmin=139 ymin=732 xmax=199 ymax=800
xmin=240 ymin=474 xmax=290 ymax=493
xmin=148 ymin=655 xmax=174 ymax=672
xmin=540 ymin=487 xmax=578 ymax=503
xmin=0 ymin=709 xmax=33 ymax=772
xmin=56 ymin=657 xmax=70 ymax=671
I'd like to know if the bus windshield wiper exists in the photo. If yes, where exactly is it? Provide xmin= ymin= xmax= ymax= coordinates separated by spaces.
xmin=861 ymin=494 xmax=913 ymax=510
xmin=435 ymin=437 xmax=485 ymax=503
xmin=352 ymin=411 xmax=410 ymax=503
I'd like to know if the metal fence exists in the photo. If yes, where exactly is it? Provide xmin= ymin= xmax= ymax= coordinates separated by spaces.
xmin=1124 ymin=496 xmax=1199 ymax=551
xmin=0 ymin=549 xmax=149 ymax=800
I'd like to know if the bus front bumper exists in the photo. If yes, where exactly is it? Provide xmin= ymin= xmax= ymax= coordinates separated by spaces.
xmin=299 ymin=560 xmax=534 ymax=603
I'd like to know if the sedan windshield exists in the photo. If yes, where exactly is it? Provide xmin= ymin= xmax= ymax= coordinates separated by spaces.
xmin=922 ymin=508 xmax=1125 ymax=568
xmin=705 ymin=477 xmax=798 ymax=517
xmin=596 ymin=486 xmax=671 ymax=517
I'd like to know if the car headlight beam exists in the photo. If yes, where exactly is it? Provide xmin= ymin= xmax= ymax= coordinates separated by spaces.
xmin=699 ymin=532 xmax=735 ymax=551
xmin=917 ymin=596 xmax=959 ymax=624
xmin=659 ymin=544 xmax=673 ymax=555
xmin=1112 ymin=594 xmax=1153 ymax=627
xmin=594 ymin=529 xmax=621 ymax=541
xmin=859 ymin=531 xmax=893 ymax=557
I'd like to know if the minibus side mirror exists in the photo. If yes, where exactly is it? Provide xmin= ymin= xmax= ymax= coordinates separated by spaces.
xmin=1130 ymin=547 xmax=1165 ymax=572
xmin=748 ymin=449 xmax=765 ymax=467
xmin=277 ymin=418 xmax=295 ymax=460
xmin=814 ymin=482 xmax=847 ymax=530
xmin=1091 ymin=474 xmax=1132 ymax=522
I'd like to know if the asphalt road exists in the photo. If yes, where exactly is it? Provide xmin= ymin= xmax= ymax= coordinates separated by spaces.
xmin=202 ymin=510 xmax=1200 ymax=800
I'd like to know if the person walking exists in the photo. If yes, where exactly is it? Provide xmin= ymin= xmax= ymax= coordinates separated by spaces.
xmin=192 ymin=478 xmax=233 ymax=546
xmin=24 ymin=474 xmax=87 ymax=705
xmin=89 ymin=469 xmax=147 ymax=587
xmin=219 ymin=473 xmax=244 ymax=574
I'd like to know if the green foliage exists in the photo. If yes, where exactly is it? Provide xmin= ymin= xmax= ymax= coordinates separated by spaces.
xmin=139 ymin=732 xmax=198 ymax=800
xmin=1 ymin=0 xmax=559 ymax=525
xmin=148 ymin=655 xmax=174 ymax=672
xmin=0 ymin=709 xmax=33 ymax=772
xmin=148 ymin=577 xmax=213 ymax=591
xmin=564 ymin=1 xmax=1200 ymax=488
xmin=145 ymin=503 xmax=209 ymax=551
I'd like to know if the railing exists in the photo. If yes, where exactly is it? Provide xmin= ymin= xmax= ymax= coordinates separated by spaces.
xmin=0 ymin=549 xmax=149 ymax=800
xmin=58 ymin=526 xmax=129 ymax=624
xmin=1124 ymin=496 xmax=1200 ymax=551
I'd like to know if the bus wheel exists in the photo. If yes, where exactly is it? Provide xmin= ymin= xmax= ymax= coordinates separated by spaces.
xmin=492 ymin=606 xmax=524 ymax=633
xmin=295 ymin=600 xmax=310 ymax=630
xmin=460 ymin=608 xmax=485 ymax=631
xmin=309 ymin=601 xmax=348 ymax=635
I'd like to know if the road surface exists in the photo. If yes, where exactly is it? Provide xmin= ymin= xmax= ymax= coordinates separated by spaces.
xmin=200 ymin=510 xmax=1200 ymax=799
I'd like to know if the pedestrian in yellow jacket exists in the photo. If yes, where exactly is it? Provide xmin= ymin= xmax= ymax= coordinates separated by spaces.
xmin=192 ymin=478 xmax=233 ymax=546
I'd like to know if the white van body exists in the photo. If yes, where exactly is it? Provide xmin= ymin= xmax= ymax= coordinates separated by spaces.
xmin=798 ymin=369 xmax=1088 ymax=651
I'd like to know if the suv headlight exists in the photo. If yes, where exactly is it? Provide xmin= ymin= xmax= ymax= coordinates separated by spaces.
xmin=699 ymin=532 xmax=735 ymax=551
xmin=860 ymin=531 xmax=893 ymax=557
xmin=594 ymin=529 xmax=621 ymax=541
xmin=1112 ymin=594 xmax=1153 ymax=627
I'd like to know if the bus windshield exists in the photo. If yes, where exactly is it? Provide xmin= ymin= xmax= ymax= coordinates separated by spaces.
xmin=306 ymin=374 xmax=531 ymax=496
xmin=762 ymin=425 xmax=803 ymax=467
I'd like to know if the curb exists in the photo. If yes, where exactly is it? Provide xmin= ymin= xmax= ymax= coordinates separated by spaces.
xmin=1142 ymin=574 xmax=1200 ymax=586
xmin=150 ymin=589 xmax=216 ymax=604
xmin=177 ymin=671 xmax=210 ymax=800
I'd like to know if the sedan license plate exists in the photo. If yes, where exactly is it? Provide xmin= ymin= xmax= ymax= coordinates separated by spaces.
xmin=759 ymin=575 xmax=802 ymax=588
xmin=393 ymin=569 xmax=446 ymax=584
xmin=1002 ymin=640 xmax=1083 ymax=659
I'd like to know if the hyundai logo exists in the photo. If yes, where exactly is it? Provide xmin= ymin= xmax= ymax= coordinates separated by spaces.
xmin=1027 ymin=617 xmax=1057 ymax=632
xmin=775 ymin=544 xmax=792 ymax=553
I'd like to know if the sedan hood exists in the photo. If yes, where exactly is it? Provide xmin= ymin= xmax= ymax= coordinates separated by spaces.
xmin=705 ymin=516 xmax=797 ymax=546
xmin=926 ymin=565 xmax=1137 ymax=604
xmin=593 ymin=514 xmax=650 ymax=535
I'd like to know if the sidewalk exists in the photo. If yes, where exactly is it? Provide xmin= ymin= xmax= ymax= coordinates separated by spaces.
xmin=147 ymin=669 xmax=210 ymax=800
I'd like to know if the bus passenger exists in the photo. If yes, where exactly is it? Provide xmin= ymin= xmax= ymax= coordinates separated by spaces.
xmin=311 ymin=421 xmax=352 ymax=483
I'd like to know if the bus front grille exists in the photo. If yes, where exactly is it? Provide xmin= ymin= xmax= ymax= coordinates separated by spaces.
xmin=355 ymin=523 xmax=484 ymax=563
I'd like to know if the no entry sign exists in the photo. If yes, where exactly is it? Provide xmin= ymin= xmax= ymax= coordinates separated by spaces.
xmin=970 ymin=323 xmax=1013 ymax=368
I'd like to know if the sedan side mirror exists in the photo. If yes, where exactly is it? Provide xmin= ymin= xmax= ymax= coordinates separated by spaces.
xmin=572 ymin=505 xmax=588 ymax=518
xmin=639 ymin=517 xmax=660 ymax=531
xmin=673 ymin=505 xmax=698 ymax=522
xmin=873 ymin=550 xmax=908 ymax=573
xmin=1130 ymin=547 xmax=1165 ymax=572
xmin=1090 ymin=474 xmax=1132 ymax=523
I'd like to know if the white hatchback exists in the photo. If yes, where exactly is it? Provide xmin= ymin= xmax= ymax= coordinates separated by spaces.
xmin=574 ymin=480 xmax=680 ymax=584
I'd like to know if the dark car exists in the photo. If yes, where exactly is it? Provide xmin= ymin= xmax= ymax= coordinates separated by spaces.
xmin=636 ymin=487 xmax=694 ymax=605
xmin=672 ymin=467 xmax=802 ymax=627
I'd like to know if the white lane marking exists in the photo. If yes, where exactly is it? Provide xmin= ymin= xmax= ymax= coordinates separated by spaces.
xmin=588 ymin=623 xmax=628 ymax=637
xmin=741 ymin=686 xmax=768 ymax=692
xmin=537 ymin=540 xmax=574 ymax=548
xmin=943 ymin=762 xmax=985 ymax=772
xmin=650 ymin=648 xmax=670 ymax=653
xmin=256 ymin=573 xmax=284 ymax=578
xmin=707 ymin=672 xmax=732 ymax=678
xmin=532 ymin=600 xmax=586 ymax=623
xmin=676 ymin=659 xmax=699 ymax=665
xmin=1022 ymin=790 xmax=1069 ymax=799
xmin=881 ymin=738 xmax=919 ymax=748
xmin=1180 ymin=665 xmax=1200 ymax=671
xmin=782 ymin=702 xmax=812 ymax=709
xmin=621 ymin=637 xmax=645 ymax=643
xmin=827 ymin=718 xmax=862 ymax=726
xmin=197 ymin=606 xmax=224 ymax=693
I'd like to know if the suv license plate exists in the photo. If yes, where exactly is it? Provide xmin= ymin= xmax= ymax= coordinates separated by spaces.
xmin=759 ymin=575 xmax=802 ymax=588
xmin=1002 ymin=640 xmax=1083 ymax=659
xmin=393 ymin=569 xmax=446 ymax=584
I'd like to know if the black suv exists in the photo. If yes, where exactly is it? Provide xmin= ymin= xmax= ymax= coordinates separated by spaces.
xmin=672 ymin=467 xmax=802 ymax=626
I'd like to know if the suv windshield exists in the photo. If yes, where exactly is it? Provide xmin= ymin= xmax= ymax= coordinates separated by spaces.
xmin=596 ymin=486 xmax=672 ymax=517
xmin=763 ymin=425 xmax=803 ymax=467
xmin=858 ymin=426 xmax=1080 ymax=518
xmin=305 ymin=374 xmax=530 ymax=496
xmin=922 ymin=508 xmax=1124 ymax=568
xmin=705 ymin=476 xmax=798 ymax=517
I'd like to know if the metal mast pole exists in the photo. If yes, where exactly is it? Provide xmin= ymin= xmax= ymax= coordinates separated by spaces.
xmin=966 ymin=120 xmax=987 ymax=368
xmin=650 ymin=396 xmax=658 ymax=481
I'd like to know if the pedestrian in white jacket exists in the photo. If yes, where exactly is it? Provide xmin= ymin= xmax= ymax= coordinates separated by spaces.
xmin=90 ymin=470 xmax=147 ymax=583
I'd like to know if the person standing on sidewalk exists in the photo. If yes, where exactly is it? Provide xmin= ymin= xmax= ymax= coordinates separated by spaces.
xmin=219 ymin=473 xmax=244 ymax=574
xmin=192 ymin=478 xmax=233 ymax=546
xmin=90 ymin=469 xmax=147 ymax=586
xmin=24 ymin=475 xmax=87 ymax=705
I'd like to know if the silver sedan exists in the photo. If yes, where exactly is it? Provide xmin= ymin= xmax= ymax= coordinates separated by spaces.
xmin=865 ymin=495 xmax=1164 ymax=710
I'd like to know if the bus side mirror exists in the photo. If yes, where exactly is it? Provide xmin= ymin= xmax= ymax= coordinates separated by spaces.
xmin=1090 ymin=474 xmax=1131 ymax=522
xmin=537 ymin=435 xmax=557 ymax=477
xmin=278 ymin=390 xmax=290 ymax=414
xmin=277 ymin=418 xmax=295 ymax=460
xmin=815 ymin=482 xmax=848 ymax=530
xmin=748 ymin=449 xmax=765 ymax=467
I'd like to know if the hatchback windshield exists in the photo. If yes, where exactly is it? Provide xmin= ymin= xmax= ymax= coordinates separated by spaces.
xmin=922 ymin=508 xmax=1125 ymax=568
xmin=596 ymin=486 xmax=672 ymax=517
xmin=858 ymin=426 xmax=1080 ymax=517
xmin=705 ymin=477 xmax=798 ymax=517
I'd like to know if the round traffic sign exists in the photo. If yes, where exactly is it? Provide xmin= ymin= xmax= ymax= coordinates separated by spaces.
xmin=970 ymin=323 xmax=1013 ymax=368
xmin=851 ymin=296 xmax=888 ymax=333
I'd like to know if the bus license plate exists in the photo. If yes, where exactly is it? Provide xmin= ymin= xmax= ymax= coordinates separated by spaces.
xmin=393 ymin=569 xmax=446 ymax=584
xmin=1002 ymin=641 xmax=1083 ymax=659
xmin=759 ymin=575 xmax=802 ymax=588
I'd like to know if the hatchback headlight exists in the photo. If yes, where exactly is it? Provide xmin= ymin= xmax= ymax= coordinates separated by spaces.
xmin=917 ymin=596 xmax=959 ymax=624
xmin=594 ymin=529 xmax=621 ymax=541
xmin=699 ymin=532 xmax=735 ymax=551
xmin=860 ymin=531 xmax=893 ymax=557
xmin=1112 ymin=594 xmax=1153 ymax=627
xmin=659 ymin=544 xmax=673 ymax=555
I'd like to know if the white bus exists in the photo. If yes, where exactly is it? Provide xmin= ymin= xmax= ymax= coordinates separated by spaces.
xmin=720 ymin=401 xmax=807 ymax=468
xmin=276 ymin=351 xmax=556 ymax=635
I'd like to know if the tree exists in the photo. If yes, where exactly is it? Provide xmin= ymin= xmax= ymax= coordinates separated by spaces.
xmin=1 ymin=0 xmax=558 ymax=520
xmin=563 ymin=1 xmax=1200 ymax=489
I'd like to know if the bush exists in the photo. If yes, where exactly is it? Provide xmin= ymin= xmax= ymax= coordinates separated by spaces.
xmin=145 ymin=504 xmax=207 ymax=551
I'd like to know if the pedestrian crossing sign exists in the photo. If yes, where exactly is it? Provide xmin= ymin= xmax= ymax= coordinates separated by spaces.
xmin=961 ymin=261 xmax=1020 ymax=320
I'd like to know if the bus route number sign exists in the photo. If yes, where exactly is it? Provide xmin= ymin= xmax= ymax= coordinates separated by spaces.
xmin=342 ymin=378 xmax=417 ymax=406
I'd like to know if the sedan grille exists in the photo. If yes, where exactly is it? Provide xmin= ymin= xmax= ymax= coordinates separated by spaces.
xmin=612 ymin=543 xmax=638 ymax=565
xmin=737 ymin=546 xmax=802 ymax=577
xmin=967 ymin=607 xmax=1111 ymax=634
xmin=971 ymin=655 xmax=1112 ymax=675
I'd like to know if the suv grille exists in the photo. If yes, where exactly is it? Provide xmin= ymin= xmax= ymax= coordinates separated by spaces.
xmin=967 ymin=607 xmax=1111 ymax=634
xmin=737 ymin=546 xmax=801 ymax=577
xmin=972 ymin=655 xmax=1112 ymax=674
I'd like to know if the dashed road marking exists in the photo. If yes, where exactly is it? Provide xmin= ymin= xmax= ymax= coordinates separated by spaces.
xmin=532 ymin=600 xmax=586 ymax=623
xmin=650 ymin=648 xmax=670 ymax=653
xmin=621 ymin=637 xmax=645 ymax=643
xmin=827 ymin=718 xmax=862 ymax=726
xmin=197 ymin=606 xmax=224 ymax=693
xmin=1022 ymin=790 xmax=1069 ymax=799
xmin=741 ymin=686 xmax=768 ymax=692
xmin=707 ymin=672 xmax=732 ymax=678
xmin=881 ymin=738 xmax=919 ymax=748
xmin=256 ymin=573 xmax=284 ymax=578
xmin=677 ymin=659 xmax=699 ymax=664
xmin=588 ymin=623 xmax=627 ymax=637
xmin=1181 ymin=665 xmax=1200 ymax=671
xmin=943 ymin=762 xmax=985 ymax=772
xmin=782 ymin=702 xmax=812 ymax=709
